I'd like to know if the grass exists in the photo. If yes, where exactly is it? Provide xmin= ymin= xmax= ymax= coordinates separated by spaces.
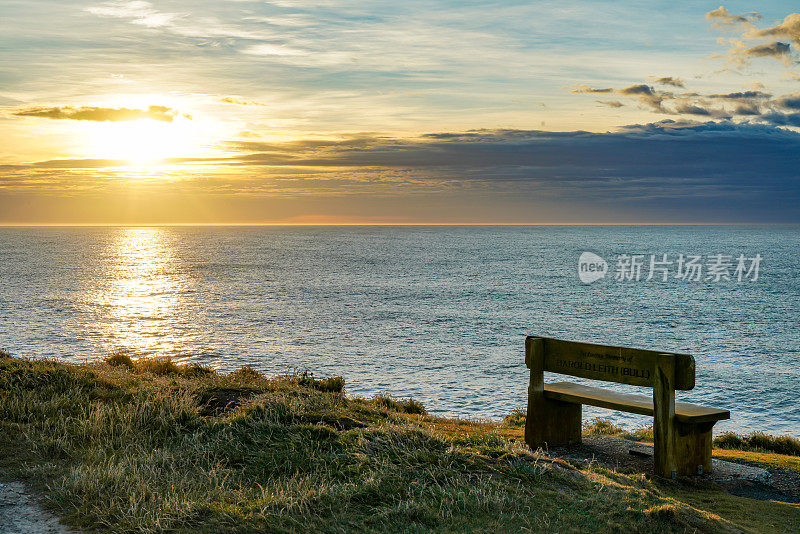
xmin=711 ymin=449 xmax=800 ymax=471
xmin=664 ymin=480 xmax=800 ymax=533
xmin=0 ymin=356 xmax=797 ymax=533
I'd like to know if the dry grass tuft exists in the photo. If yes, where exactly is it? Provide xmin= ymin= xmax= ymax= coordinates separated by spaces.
xmin=503 ymin=408 xmax=526 ymax=426
xmin=197 ymin=387 xmax=252 ymax=416
xmin=584 ymin=417 xmax=625 ymax=435
xmin=228 ymin=365 xmax=264 ymax=381
xmin=136 ymin=356 xmax=181 ymax=376
xmin=583 ymin=417 xmax=655 ymax=441
xmin=181 ymin=363 xmax=216 ymax=378
xmin=284 ymin=369 xmax=345 ymax=393
xmin=646 ymin=503 xmax=678 ymax=520
xmin=373 ymin=394 xmax=427 ymax=415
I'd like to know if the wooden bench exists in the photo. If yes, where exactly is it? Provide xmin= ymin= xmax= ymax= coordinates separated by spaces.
xmin=523 ymin=336 xmax=730 ymax=477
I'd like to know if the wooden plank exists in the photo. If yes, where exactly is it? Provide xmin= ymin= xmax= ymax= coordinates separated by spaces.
xmin=653 ymin=354 xmax=677 ymax=478
xmin=543 ymin=382 xmax=730 ymax=423
xmin=530 ymin=336 xmax=695 ymax=390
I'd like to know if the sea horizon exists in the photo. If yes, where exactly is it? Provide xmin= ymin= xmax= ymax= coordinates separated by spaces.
xmin=3 ymin=223 xmax=800 ymax=227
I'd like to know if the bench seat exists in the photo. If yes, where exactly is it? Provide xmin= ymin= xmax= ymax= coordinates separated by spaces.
xmin=544 ymin=381 xmax=730 ymax=424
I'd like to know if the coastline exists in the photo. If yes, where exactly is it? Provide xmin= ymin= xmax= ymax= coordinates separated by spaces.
xmin=1 ymin=352 xmax=798 ymax=533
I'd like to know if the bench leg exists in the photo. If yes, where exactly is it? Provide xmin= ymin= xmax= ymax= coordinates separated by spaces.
xmin=674 ymin=421 xmax=715 ymax=475
xmin=653 ymin=355 xmax=677 ymax=478
xmin=524 ymin=337 xmax=581 ymax=449
xmin=524 ymin=397 xmax=582 ymax=449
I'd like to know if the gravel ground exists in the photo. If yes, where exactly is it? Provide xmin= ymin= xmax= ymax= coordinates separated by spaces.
xmin=0 ymin=481 xmax=71 ymax=533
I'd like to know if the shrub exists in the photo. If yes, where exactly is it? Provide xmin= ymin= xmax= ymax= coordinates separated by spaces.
xmin=714 ymin=431 xmax=800 ymax=456
xmin=397 ymin=397 xmax=426 ymax=415
xmin=0 ymin=349 xmax=12 ymax=359
xmin=311 ymin=375 xmax=345 ymax=393
xmin=105 ymin=352 xmax=135 ymax=369
xmin=713 ymin=432 xmax=746 ymax=449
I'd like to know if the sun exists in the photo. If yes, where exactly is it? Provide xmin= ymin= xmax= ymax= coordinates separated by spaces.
xmin=88 ymin=116 xmax=204 ymax=165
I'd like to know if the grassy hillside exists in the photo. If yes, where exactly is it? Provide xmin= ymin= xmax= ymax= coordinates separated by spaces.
xmin=0 ymin=352 xmax=797 ymax=533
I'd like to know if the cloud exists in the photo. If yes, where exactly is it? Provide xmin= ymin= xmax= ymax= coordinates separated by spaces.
xmin=597 ymin=100 xmax=624 ymax=108
xmin=618 ymin=84 xmax=667 ymax=112
xmin=31 ymin=120 xmax=800 ymax=172
xmin=733 ymin=103 xmax=761 ymax=115
xmin=618 ymin=84 xmax=653 ymax=95
xmin=709 ymin=9 xmax=798 ymax=67
xmin=187 ymin=122 xmax=800 ymax=187
xmin=759 ymin=111 xmax=800 ymax=127
xmin=86 ymin=1 xmax=177 ymax=28
xmin=650 ymin=76 xmax=684 ymax=87
xmin=220 ymin=97 xmax=269 ymax=107
xmin=706 ymin=6 xmax=760 ymax=28
xmin=673 ymin=103 xmax=713 ymax=116
xmin=12 ymin=105 xmax=184 ymax=122
xmin=242 ymin=44 xmax=308 ymax=57
xmin=775 ymin=92 xmax=800 ymax=109
xmin=570 ymin=84 xmax=613 ymax=94
xmin=706 ymin=90 xmax=772 ymax=100
xmin=570 ymin=75 xmax=800 ymax=124
xmin=750 ymin=13 xmax=800 ymax=44
xmin=738 ymin=41 xmax=792 ymax=64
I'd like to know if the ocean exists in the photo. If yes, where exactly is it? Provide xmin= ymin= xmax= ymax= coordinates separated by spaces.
xmin=0 ymin=225 xmax=797 ymax=437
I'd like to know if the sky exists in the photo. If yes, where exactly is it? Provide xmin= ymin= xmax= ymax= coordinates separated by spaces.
xmin=1 ymin=1 xmax=799 ymax=224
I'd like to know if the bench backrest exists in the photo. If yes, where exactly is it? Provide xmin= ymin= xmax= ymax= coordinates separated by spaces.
xmin=525 ymin=336 xmax=695 ymax=391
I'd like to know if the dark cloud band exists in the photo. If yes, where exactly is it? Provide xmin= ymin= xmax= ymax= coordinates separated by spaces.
xmin=14 ymin=120 xmax=800 ymax=221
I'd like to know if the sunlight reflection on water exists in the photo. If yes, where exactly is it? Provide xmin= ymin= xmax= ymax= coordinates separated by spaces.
xmin=90 ymin=227 xmax=186 ymax=358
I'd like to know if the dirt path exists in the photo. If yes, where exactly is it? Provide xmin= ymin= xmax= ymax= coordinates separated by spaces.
xmin=550 ymin=435 xmax=800 ymax=504
xmin=0 ymin=481 xmax=72 ymax=533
